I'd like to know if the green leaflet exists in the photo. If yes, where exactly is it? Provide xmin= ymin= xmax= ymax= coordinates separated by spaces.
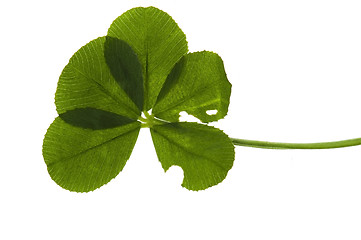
xmin=43 ymin=118 xmax=140 ymax=192
xmin=153 ymin=51 xmax=231 ymax=123
xmin=151 ymin=122 xmax=235 ymax=191
xmin=55 ymin=37 xmax=140 ymax=119
xmin=107 ymin=7 xmax=188 ymax=111
xmin=44 ymin=6 xmax=235 ymax=192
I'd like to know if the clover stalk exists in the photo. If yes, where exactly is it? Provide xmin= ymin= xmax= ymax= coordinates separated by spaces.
xmin=230 ymin=137 xmax=361 ymax=149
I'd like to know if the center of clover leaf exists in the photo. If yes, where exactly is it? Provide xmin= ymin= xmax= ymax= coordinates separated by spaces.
xmin=43 ymin=6 xmax=234 ymax=193
xmin=138 ymin=111 xmax=168 ymax=128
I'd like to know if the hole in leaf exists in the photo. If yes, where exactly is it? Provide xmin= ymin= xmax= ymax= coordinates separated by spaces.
xmin=206 ymin=109 xmax=218 ymax=115
xmin=179 ymin=111 xmax=201 ymax=123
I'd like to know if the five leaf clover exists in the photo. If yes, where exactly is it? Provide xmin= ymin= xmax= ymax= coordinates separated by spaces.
xmin=42 ymin=6 xmax=234 ymax=192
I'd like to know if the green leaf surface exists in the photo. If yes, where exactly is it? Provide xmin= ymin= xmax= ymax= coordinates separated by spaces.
xmin=59 ymin=107 xmax=135 ymax=130
xmin=42 ymin=118 xmax=141 ymax=192
xmin=104 ymin=37 xmax=144 ymax=111
xmin=107 ymin=6 xmax=188 ymax=110
xmin=152 ymin=51 xmax=231 ymax=123
xmin=55 ymin=37 xmax=140 ymax=119
xmin=150 ymin=122 xmax=235 ymax=190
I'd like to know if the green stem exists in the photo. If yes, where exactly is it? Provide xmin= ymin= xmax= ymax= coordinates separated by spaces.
xmin=143 ymin=111 xmax=152 ymax=119
xmin=231 ymin=137 xmax=361 ymax=149
xmin=138 ymin=116 xmax=148 ymax=122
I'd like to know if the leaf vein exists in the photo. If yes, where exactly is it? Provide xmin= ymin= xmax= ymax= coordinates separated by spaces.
xmin=47 ymin=126 xmax=139 ymax=167
xmin=152 ymin=127 xmax=227 ymax=171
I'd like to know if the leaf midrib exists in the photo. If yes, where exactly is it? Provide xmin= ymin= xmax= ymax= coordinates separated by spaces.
xmin=151 ymin=126 xmax=228 ymax=171
xmin=47 ymin=125 xmax=140 ymax=167
xmin=72 ymin=67 xmax=140 ymax=119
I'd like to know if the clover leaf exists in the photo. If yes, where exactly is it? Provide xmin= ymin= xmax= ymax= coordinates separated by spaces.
xmin=43 ymin=6 xmax=234 ymax=192
xmin=43 ymin=6 xmax=361 ymax=192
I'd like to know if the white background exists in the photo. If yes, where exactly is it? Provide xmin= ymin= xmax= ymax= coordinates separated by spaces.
xmin=1 ymin=0 xmax=361 ymax=239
